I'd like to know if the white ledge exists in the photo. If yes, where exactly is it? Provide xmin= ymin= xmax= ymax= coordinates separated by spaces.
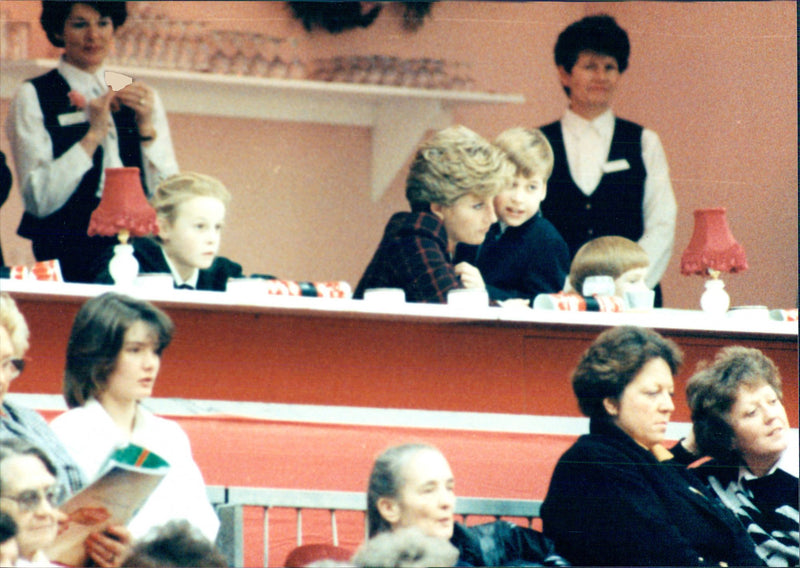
xmin=2 ymin=278 xmax=796 ymax=339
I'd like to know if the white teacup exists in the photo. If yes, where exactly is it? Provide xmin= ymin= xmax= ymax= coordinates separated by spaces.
xmin=362 ymin=287 xmax=406 ymax=305
xmin=727 ymin=305 xmax=770 ymax=320
xmin=226 ymin=277 xmax=267 ymax=295
xmin=447 ymin=288 xmax=489 ymax=308
xmin=582 ymin=275 xmax=615 ymax=297
xmin=624 ymin=289 xmax=656 ymax=311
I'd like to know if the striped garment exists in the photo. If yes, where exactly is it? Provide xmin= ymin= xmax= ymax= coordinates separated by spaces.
xmin=708 ymin=468 xmax=798 ymax=566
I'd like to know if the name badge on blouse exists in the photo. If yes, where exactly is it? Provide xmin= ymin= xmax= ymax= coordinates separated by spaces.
xmin=602 ymin=159 xmax=630 ymax=173
xmin=58 ymin=110 xmax=87 ymax=127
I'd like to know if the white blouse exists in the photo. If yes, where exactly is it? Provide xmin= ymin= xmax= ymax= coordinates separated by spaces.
xmin=49 ymin=399 xmax=219 ymax=541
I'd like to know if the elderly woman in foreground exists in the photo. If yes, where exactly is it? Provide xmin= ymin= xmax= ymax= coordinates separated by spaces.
xmin=365 ymin=442 xmax=568 ymax=566
xmin=673 ymin=346 xmax=798 ymax=566
xmin=0 ymin=438 xmax=129 ymax=566
xmin=541 ymin=326 xmax=764 ymax=566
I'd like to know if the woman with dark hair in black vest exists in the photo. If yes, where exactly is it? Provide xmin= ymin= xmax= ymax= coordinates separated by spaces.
xmin=5 ymin=1 xmax=178 ymax=283
xmin=539 ymin=14 xmax=677 ymax=307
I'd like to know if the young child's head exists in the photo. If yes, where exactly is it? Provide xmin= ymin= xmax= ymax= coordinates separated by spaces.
xmin=406 ymin=125 xmax=514 ymax=250
xmin=492 ymin=128 xmax=553 ymax=227
xmin=150 ymin=172 xmax=231 ymax=278
xmin=568 ymin=236 xmax=650 ymax=297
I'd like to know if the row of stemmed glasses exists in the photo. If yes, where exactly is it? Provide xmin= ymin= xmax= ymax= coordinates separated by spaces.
xmin=309 ymin=55 xmax=476 ymax=90
xmin=109 ymin=12 xmax=307 ymax=80
xmin=207 ymin=31 xmax=305 ymax=79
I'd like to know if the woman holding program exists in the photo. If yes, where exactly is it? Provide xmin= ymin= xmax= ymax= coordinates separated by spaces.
xmin=50 ymin=293 xmax=219 ymax=541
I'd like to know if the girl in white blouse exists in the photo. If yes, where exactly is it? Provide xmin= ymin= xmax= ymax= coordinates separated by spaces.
xmin=50 ymin=292 xmax=219 ymax=541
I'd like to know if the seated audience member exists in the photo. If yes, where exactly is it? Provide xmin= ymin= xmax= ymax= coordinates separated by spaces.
xmin=0 ymin=511 xmax=20 ymax=568
xmin=366 ymin=443 xmax=569 ymax=566
xmin=0 ymin=438 xmax=130 ymax=567
xmin=456 ymin=127 xmax=569 ymax=304
xmin=352 ymin=526 xmax=459 ymax=568
xmin=121 ymin=520 xmax=227 ymax=568
xmin=564 ymin=235 xmax=649 ymax=298
xmin=95 ymin=172 xmax=242 ymax=290
xmin=0 ymin=292 xmax=85 ymax=495
xmin=50 ymin=293 xmax=219 ymax=541
xmin=541 ymin=326 xmax=764 ymax=566
xmin=353 ymin=125 xmax=514 ymax=303
xmin=673 ymin=347 xmax=798 ymax=566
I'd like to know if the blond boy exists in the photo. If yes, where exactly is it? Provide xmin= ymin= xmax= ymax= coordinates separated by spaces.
xmin=456 ymin=127 xmax=570 ymax=303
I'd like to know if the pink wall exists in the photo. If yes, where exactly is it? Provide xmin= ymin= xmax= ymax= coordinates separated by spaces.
xmin=1 ymin=2 xmax=796 ymax=310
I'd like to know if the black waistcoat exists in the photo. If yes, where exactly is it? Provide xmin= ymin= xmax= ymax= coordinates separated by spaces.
xmin=541 ymin=118 xmax=647 ymax=258
xmin=18 ymin=69 xmax=145 ymax=240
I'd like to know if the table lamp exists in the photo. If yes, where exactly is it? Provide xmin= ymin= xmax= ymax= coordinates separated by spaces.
xmin=87 ymin=167 xmax=158 ymax=286
xmin=680 ymin=208 xmax=747 ymax=314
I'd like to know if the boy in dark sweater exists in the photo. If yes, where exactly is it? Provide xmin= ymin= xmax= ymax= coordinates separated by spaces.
xmin=458 ymin=128 xmax=569 ymax=304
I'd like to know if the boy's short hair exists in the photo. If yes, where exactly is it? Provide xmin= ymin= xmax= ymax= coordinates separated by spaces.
xmin=40 ymin=1 xmax=128 ymax=48
xmin=405 ymin=125 xmax=514 ymax=210
xmin=494 ymin=127 xmax=554 ymax=181
xmin=554 ymin=14 xmax=630 ymax=74
xmin=568 ymin=236 xmax=649 ymax=295
xmin=150 ymin=172 xmax=231 ymax=224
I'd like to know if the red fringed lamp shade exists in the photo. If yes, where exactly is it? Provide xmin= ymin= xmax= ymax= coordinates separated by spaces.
xmin=88 ymin=167 xmax=158 ymax=242
xmin=680 ymin=208 xmax=748 ymax=277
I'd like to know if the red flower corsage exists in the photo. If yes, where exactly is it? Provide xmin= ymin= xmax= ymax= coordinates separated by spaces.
xmin=67 ymin=90 xmax=87 ymax=109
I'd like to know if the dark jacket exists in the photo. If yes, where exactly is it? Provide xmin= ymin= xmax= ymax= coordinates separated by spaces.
xmin=541 ymin=419 xmax=764 ymax=567
xmin=354 ymin=210 xmax=461 ymax=303
xmin=456 ymin=212 xmax=569 ymax=302
xmin=94 ymin=236 xmax=242 ymax=291
xmin=451 ymin=521 xmax=569 ymax=567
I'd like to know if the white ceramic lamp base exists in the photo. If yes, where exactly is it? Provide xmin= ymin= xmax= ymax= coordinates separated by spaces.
xmin=700 ymin=278 xmax=730 ymax=314
xmin=109 ymin=243 xmax=139 ymax=287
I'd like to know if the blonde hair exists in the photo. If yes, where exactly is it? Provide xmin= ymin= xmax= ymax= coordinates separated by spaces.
xmin=494 ymin=127 xmax=554 ymax=180
xmin=568 ymin=236 xmax=649 ymax=295
xmin=150 ymin=172 xmax=231 ymax=224
xmin=0 ymin=293 xmax=29 ymax=357
xmin=406 ymin=125 xmax=514 ymax=209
